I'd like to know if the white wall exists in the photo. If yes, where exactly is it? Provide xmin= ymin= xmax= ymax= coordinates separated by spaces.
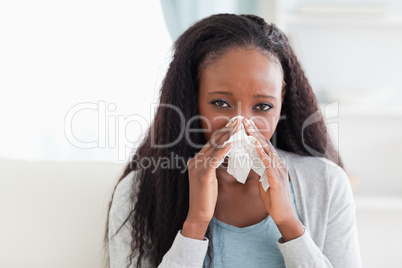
xmin=283 ymin=2 xmax=402 ymax=266
xmin=283 ymin=0 xmax=402 ymax=198
xmin=0 ymin=0 xmax=172 ymax=163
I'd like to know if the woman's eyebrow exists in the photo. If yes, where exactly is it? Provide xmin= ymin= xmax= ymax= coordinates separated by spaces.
xmin=207 ymin=91 xmax=233 ymax=96
xmin=253 ymin=94 xmax=276 ymax=99
xmin=208 ymin=91 xmax=276 ymax=99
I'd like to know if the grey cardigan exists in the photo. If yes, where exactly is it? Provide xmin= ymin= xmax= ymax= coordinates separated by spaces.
xmin=108 ymin=148 xmax=362 ymax=267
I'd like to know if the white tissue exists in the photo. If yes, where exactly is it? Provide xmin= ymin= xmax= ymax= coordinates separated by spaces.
xmin=216 ymin=115 xmax=271 ymax=192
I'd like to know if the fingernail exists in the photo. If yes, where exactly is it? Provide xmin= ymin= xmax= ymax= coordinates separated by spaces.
xmin=255 ymin=141 xmax=261 ymax=148
xmin=225 ymin=121 xmax=232 ymax=127
xmin=225 ymin=141 xmax=234 ymax=147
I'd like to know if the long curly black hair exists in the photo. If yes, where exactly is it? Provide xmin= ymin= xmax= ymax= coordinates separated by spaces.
xmin=103 ymin=13 xmax=343 ymax=268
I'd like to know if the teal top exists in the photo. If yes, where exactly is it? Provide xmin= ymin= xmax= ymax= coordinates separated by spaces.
xmin=203 ymin=180 xmax=301 ymax=268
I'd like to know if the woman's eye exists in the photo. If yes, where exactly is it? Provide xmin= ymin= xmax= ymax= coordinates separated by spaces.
xmin=211 ymin=100 xmax=229 ymax=108
xmin=211 ymin=100 xmax=272 ymax=111
xmin=255 ymin=103 xmax=273 ymax=111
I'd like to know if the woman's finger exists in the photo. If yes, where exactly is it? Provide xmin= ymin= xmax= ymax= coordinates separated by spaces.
xmin=255 ymin=140 xmax=275 ymax=170
xmin=207 ymin=140 xmax=235 ymax=169
xmin=265 ymin=139 xmax=285 ymax=169
xmin=245 ymin=118 xmax=284 ymax=169
xmin=243 ymin=117 xmax=267 ymax=145
xmin=205 ymin=117 xmax=240 ymax=155
xmin=198 ymin=118 xmax=240 ymax=165
xmin=198 ymin=118 xmax=236 ymax=159
xmin=243 ymin=118 xmax=275 ymax=161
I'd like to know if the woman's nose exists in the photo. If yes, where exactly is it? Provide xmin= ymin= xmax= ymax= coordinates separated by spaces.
xmin=235 ymin=114 xmax=253 ymax=123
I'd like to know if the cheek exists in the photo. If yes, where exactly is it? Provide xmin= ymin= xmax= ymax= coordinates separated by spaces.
xmin=254 ymin=123 xmax=274 ymax=140
xmin=200 ymin=119 xmax=211 ymax=141
xmin=198 ymin=110 xmax=229 ymax=142
xmin=253 ymin=110 xmax=282 ymax=139
xmin=198 ymin=98 xmax=211 ymax=140
xmin=201 ymin=118 xmax=226 ymax=142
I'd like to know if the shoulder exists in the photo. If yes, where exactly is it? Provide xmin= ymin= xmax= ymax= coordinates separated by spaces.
xmin=275 ymin=148 xmax=358 ymax=257
xmin=276 ymin=148 xmax=351 ymax=197
xmin=109 ymin=169 xmax=140 ymax=225
xmin=276 ymin=147 xmax=339 ymax=174
xmin=108 ymin=170 xmax=153 ymax=267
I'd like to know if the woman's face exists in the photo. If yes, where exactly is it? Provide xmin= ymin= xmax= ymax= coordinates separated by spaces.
xmin=198 ymin=47 xmax=286 ymax=143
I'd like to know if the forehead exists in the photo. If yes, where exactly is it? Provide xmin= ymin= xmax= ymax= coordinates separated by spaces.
xmin=199 ymin=48 xmax=283 ymax=96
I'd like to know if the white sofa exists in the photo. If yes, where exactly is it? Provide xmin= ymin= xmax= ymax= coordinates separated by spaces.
xmin=0 ymin=158 xmax=126 ymax=268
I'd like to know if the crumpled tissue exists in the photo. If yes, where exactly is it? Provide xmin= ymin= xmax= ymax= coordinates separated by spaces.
xmin=216 ymin=115 xmax=271 ymax=191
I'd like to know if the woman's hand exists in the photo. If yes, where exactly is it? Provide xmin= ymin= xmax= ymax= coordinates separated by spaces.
xmin=242 ymin=117 xmax=304 ymax=241
xmin=182 ymin=118 xmax=240 ymax=240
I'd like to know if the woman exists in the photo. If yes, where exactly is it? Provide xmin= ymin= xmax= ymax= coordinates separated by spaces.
xmin=104 ymin=13 xmax=362 ymax=268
